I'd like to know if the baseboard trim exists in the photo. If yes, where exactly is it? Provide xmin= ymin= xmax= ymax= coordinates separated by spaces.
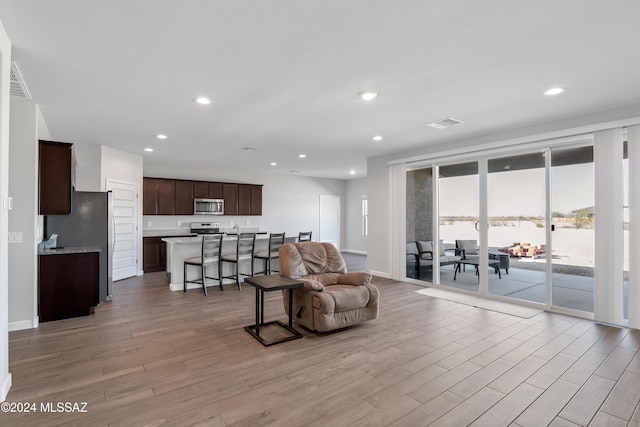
xmin=368 ymin=270 xmax=390 ymax=278
xmin=341 ymin=249 xmax=367 ymax=255
xmin=9 ymin=319 xmax=36 ymax=332
xmin=0 ymin=373 xmax=12 ymax=402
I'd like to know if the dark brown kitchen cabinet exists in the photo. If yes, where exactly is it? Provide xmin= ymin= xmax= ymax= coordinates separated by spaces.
xmin=208 ymin=182 xmax=223 ymax=199
xmin=174 ymin=180 xmax=194 ymax=215
xmin=251 ymin=185 xmax=263 ymax=215
xmin=238 ymin=184 xmax=262 ymax=215
xmin=194 ymin=181 xmax=209 ymax=198
xmin=223 ymin=183 xmax=239 ymax=215
xmin=143 ymin=178 xmax=176 ymax=215
xmin=144 ymin=177 xmax=262 ymax=215
xmin=38 ymin=252 xmax=99 ymax=322
xmin=238 ymin=184 xmax=252 ymax=215
xmin=143 ymin=237 xmax=166 ymax=272
xmin=38 ymin=140 xmax=75 ymax=215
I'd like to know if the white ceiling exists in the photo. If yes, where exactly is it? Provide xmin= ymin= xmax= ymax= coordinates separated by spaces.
xmin=1 ymin=1 xmax=640 ymax=179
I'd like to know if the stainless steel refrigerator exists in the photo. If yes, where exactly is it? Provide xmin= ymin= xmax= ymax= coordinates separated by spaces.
xmin=45 ymin=191 xmax=114 ymax=302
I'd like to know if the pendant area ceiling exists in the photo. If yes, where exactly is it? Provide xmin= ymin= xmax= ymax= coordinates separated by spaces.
xmin=1 ymin=1 xmax=640 ymax=179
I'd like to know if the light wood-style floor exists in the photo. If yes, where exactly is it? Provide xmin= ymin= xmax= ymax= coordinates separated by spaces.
xmin=5 ymin=271 xmax=640 ymax=426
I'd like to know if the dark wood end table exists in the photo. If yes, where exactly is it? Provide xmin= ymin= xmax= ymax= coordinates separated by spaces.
xmin=243 ymin=275 xmax=304 ymax=346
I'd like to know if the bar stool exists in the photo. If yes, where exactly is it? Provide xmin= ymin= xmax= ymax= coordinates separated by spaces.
xmin=298 ymin=231 xmax=312 ymax=242
xmin=254 ymin=232 xmax=285 ymax=275
xmin=183 ymin=234 xmax=223 ymax=295
xmin=220 ymin=232 xmax=256 ymax=289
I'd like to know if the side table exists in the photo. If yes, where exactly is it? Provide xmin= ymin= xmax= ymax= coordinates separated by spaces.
xmin=243 ymin=275 xmax=304 ymax=346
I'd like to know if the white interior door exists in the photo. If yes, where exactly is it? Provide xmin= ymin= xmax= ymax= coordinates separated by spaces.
xmin=319 ymin=195 xmax=340 ymax=247
xmin=106 ymin=179 xmax=139 ymax=281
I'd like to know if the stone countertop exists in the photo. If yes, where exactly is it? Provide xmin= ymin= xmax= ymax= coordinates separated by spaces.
xmin=143 ymin=229 xmax=196 ymax=238
xmin=38 ymin=245 xmax=102 ymax=255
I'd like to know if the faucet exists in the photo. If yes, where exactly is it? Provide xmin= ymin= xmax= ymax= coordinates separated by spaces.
xmin=233 ymin=224 xmax=240 ymax=233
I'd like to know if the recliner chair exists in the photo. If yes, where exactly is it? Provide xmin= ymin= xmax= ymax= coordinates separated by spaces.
xmin=278 ymin=242 xmax=379 ymax=332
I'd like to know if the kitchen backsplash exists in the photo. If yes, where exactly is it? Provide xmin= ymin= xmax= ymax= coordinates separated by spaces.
xmin=143 ymin=215 xmax=262 ymax=231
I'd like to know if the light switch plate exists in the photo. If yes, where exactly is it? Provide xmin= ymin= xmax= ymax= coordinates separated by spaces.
xmin=8 ymin=231 xmax=22 ymax=243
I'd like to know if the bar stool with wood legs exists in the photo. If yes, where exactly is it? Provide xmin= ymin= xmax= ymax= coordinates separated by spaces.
xmin=220 ymin=232 xmax=256 ymax=289
xmin=297 ymin=231 xmax=312 ymax=242
xmin=254 ymin=232 xmax=285 ymax=275
xmin=183 ymin=234 xmax=223 ymax=295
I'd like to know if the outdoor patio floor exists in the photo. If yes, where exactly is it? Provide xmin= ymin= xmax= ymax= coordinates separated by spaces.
xmin=413 ymin=262 xmax=629 ymax=317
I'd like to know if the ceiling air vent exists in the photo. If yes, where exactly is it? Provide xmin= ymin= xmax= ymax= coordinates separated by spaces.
xmin=10 ymin=61 xmax=31 ymax=99
xmin=425 ymin=118 xmax=463 ymax=130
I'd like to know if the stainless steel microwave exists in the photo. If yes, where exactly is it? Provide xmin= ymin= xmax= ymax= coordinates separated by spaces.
xmin=194 ymin=198 xmax=224 ymax=215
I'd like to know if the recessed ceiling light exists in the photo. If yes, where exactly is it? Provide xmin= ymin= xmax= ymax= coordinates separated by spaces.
xmin=350 ymin=170 xmax=356 ymax=175
xmin=360 ymin=92 xmax=378 ymax=101
xmin=544 ymin=87 xmax=565 ymax=96
xmin=243 ymin=147 xmax=257 ymax=152
xmin=373 ymin=135 xmax=383 ymax=141
xmin=144 ymin=148 xmax=153 ymax=152
xmin=156 ymin=134 xmax=167 ymax=140
xmin=270 ymin=162 xmax=277 ymax=166
xmin=298 ymin=154 xmax=307 ymax=158
xmin=194 ymin=96 xmax=212 ymax=105
xmin=290 ymin=170 xmax=299 ymax=174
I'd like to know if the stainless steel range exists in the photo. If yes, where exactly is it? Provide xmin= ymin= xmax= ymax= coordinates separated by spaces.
xmin=190 ymin=222 xmax=220 ymax=235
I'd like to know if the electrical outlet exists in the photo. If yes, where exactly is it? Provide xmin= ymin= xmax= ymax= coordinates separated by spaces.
xmin=177 ymin=220 xmax=182 ymax=226
xmin=147 ymin=221 xmax=152 ymax=227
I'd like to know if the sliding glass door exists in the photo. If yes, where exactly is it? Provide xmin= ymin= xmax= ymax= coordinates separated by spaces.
xmin=487 ymin=152 xmax=547 ymax=304
xmin=438 ymin=162 xmax=479 ymax=289
xmin=550 ymin=146 xmax=594 ymax=313
xmin=405 ymin=145 xmax=595 ymax=315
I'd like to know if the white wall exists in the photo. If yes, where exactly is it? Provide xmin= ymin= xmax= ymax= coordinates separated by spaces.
xmin=366 ymin=155 xmax=390 ymax=276
xmin=73 ymin=142 xmax=101 ymax=191
xmin=143 ymin=163 xmax=347 ymax=247
xmin=7 ymin=98 xmax=38 ymax=331
xmin=344 ymin=178 xmax=367 ymax=253
xmin=0 ymin=17 xmax=12 ymax=402
xmin=101 ymin=145 xmax=143 ymax=191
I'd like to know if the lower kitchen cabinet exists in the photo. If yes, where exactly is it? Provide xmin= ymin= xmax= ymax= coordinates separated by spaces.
xmin=143 ymin=237 xmax=167 ymax=272
xmin=38 ymin=251 xmax=99 ymax=322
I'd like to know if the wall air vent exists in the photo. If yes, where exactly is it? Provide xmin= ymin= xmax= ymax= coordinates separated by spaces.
xmin=425 ymin=118 xmax=463 ymax=129
xmin=10 ymin=61 xmax=31 ymax=99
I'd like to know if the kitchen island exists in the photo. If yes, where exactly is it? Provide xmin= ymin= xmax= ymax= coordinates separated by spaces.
xmin=162 ymin=233 xmax=292 ymax=292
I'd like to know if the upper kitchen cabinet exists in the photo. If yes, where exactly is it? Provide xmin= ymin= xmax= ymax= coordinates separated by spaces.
xmin=208 ymin=182 xmax=223 ymax=199
xmin=38 ymin=140 xmax=76 ymax=215
xmin=174 ymin=180 xmax=194 ymax=215
xmin=193 ymin=181 xmax=208 ymax=198
xmin=143 ymin=177 xmax=262 ymax=216
xmin=251 ymin=185 xmax=263 ymax=215
xmin=143 ymin=177 xmax=175 ymax=215
xmin=194 ymin=181 xmax=223 ymax=199
xmin=223 ymin=183 xmax=239 ymax=215
xmin=238 ymin=184 xmax=251 ymax=215
xmin=238 ymin=184 xmax=263 ymax=215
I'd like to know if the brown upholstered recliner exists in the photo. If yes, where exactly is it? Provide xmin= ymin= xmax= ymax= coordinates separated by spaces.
xmin=278 ymin=242 xmax=379 ymax=332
